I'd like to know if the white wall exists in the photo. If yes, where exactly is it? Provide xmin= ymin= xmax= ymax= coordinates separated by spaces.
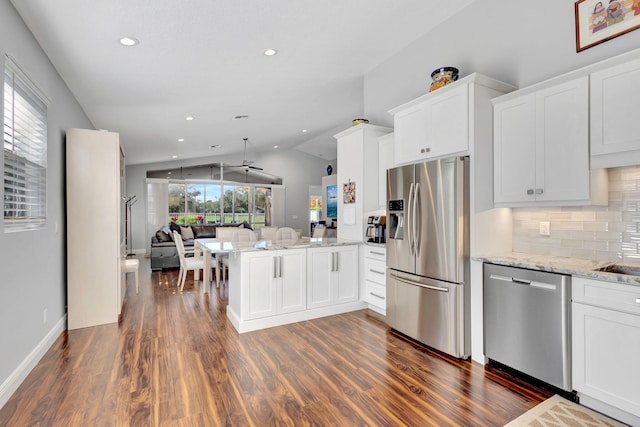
xmin=0 ymin=0 xmax=93 ymax=407
xmin=364 ymin=0 xmax=640 ymax=126
xmin=126 ymin=148 xmax=331 ymax=252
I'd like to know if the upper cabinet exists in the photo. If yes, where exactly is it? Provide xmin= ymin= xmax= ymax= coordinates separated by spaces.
xmin=389 ymin=74 xmax=515 ymax=167
xmin=391 ymin=84 xmax=468 ymax=164
xmin=591 ymin=57 xmax=640 ymax=168
xmin=493 ymin=76 xmax=607 ymax=207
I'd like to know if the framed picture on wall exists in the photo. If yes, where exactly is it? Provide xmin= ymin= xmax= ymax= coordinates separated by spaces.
xmin=575 ymin=0 xmax=640 ymax=52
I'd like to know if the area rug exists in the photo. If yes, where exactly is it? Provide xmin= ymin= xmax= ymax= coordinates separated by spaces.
xmin=505 ymin=395 xmax=627 ymax=426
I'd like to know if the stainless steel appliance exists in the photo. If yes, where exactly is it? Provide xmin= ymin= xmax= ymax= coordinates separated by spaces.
xmin=366 ymin=215 xmax=386 ymax=243
xmin=484 ymin=263 xmax=572 ymax=391
xmin=386 ymin=157 xmax=470 ymax=358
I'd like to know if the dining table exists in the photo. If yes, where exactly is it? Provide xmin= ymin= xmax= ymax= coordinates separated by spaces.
xmin=195 ymin=238 xmax=266 ymax=293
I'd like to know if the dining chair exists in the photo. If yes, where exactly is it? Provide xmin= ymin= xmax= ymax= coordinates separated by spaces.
xmin=276 ymin=226 xmax=298 ymax=242
xmin=216 ymin=228 xmax=258 ymax=286
xmin=172 ymin=230 xmax=207 ymax=292
xmin=214 ymin=228 xmax=237 ymax=287
xmin=259 ymin=226 xmax=278 ymax=241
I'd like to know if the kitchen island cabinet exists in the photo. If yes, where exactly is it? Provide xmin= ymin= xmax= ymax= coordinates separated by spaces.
xmin=307 ymin=245 xmax=358 ymax=309
xmin=226 ymin=241 xmax=364 ymax=333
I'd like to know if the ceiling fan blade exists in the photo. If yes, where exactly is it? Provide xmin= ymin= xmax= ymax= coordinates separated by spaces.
xmin=249 ymin=165 xmax=263 ymax=171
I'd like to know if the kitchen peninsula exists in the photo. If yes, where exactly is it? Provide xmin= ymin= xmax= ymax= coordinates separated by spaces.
xmin=197 ymin=238 xmax=363 ymax=333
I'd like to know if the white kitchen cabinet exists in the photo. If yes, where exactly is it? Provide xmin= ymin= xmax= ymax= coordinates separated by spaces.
xmin=307 ymin=245 xmax=358 ymax=309
xmin=377 ymin=132 xmax=394 ymax=209
xmin=240 ymin=248 xmax=307 ymax=320
xmin=391 ymin=83 xmax=468 ymax=165
xmin=66 ymin=128 xmax=126 ymax=330
xmin=335 ymin=124 xmax=392 ymax=241
xmin=591 ymin=57 xmax=640 ymax=168
xmin=493 ymin=76 xmax=607 ymax=207
xmin=572 ymin=276 xmax=640 ymax=421
xmin=363 ymin=245 xmax=386 ymax=315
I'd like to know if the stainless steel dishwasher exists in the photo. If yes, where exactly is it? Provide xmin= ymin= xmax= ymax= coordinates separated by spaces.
xmin=484 ymin=263 xmax=571 ymax=391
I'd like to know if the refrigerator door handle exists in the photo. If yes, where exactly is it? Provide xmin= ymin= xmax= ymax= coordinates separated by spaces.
xmin=413 ymin=182 xmax=421 ymax=254
xmin=390 ymin=273 xmax=450 ymax=292
xmin=407 ymin=182 xmax=415 ymax=256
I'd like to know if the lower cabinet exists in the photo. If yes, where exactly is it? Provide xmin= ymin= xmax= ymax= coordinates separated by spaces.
xmin=241 ymin=248 xmax=307 ymax=320
xmin=307 ymin=245 xmax=358 ymax=309
xmin=363 ymin=245 xmax=386 ymax=315
xmin=572 ymin=277 xmax=640 ymax=420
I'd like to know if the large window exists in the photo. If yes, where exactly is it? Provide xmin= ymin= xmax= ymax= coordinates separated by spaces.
xmin=168 ymin=181 xmax=270 ymax=229
xmin=3 ymin=55 xmax=49 ymax=232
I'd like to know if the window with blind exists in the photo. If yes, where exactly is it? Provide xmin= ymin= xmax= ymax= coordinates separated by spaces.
xmin=3 ymin=55 xmax=49 ymax=232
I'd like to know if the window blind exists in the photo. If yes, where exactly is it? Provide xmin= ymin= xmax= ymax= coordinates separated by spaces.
xmin=3 ymin=55 xmax=49 ymax=232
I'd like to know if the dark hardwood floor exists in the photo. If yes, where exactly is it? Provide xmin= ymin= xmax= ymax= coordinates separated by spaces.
xmin=0 ymin=256 xmax=552 ymax=426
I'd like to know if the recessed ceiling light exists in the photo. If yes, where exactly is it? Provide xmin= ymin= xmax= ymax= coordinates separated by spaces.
xmin=119 ymin=37 xmax=139 ymax=47
xmin=273 ymin=145 xmax=279 ymax=149
xmin=302 ymin=129 xmax=308 ymax=133
xmin=185 ymin=116 xmax=194 ymax=121
xmin=168 ymin=172 xmax=172 ymax=174
xmin=264 ymin=48 xmax=278 ymax=56
xmin=178 ymin=138 xmax=184 ymax=142
xmin=172 ymin=155 xmax=177 ymax=159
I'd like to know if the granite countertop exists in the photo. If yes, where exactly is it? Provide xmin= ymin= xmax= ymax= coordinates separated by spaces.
xmin=197 ymin=237 xmax=361 ymax=253
xmin=474 ymin=253 xmax=640 ymax=286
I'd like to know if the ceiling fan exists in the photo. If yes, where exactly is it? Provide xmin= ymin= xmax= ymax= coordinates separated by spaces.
xmin=226 ymin=138 xmax=263 ymax=171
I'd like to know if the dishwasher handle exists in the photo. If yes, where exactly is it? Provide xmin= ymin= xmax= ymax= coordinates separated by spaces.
xmin=489 ymin=273 xmax=557 ymax=290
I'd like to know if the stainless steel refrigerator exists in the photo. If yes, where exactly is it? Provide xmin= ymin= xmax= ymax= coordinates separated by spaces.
xmin=386 ymin=156 xmax=470 ymax=359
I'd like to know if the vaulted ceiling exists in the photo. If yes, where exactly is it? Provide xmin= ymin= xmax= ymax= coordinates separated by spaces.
xmin=10 ymin=0 xmax=475 ymax=165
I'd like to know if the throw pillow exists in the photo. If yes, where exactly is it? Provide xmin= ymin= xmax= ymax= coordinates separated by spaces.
xmin=169 ymin=221 xmax=181 ymax=235
xmin=180 ymin=226 xmax=194 ymax=240
xmin=155 ymin=230 xmax=172 ymax=242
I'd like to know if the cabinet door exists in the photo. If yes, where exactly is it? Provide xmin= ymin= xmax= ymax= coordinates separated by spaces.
xmin=573 ymin=303 xmax=640 ymax=417
xmin=278 ymin=249 xmax=307 ymax=314
xmin=242 ymin=251 xmax=277 ymax=320
xmin=394 ymin=103 xmax=429 ymax=165
xmin=307 ymin=248 xmax=333 ymax=309
xmin=591 ymin=58 xmax=640 ymax=157
xmin=536 ymin=77 xmax=590 ymax=203
xmin=425 ymin=84 xmax=469 ymax=158
xmin=334 ymin=246 xmax=358 ymax=304
xmin=493 ymin=93 xmax=536 ymax=204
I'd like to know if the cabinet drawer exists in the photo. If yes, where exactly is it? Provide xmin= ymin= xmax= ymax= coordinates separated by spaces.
xmin=364 ymin=259 xmax=386 ymax=285
xmin=573 ymin=276 xmax=640 ymax=315
xmin=364 ymin=245 xmax=386 ymax=262
xmin=365 ymin=281 xmax=386 ymax=310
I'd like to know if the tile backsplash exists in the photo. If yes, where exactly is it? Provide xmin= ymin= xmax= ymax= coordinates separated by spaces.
xmin=512 ymin=166 xmax=640 ymax=262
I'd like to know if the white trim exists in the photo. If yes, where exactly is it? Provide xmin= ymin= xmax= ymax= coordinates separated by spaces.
xmin=0 ymin=315 xmax=66 ymax=409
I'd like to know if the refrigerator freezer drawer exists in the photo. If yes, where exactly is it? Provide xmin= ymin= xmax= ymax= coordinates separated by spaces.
xmin=386 ymin=270 xmax=467 ymax=358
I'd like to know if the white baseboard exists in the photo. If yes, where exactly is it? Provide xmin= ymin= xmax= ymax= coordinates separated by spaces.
xmin=0 ymin=315 xmax=66 ymax=409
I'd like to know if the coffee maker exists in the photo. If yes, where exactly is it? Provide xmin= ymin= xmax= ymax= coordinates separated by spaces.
xmin=366 ymin=215 xmax=386 ymax=244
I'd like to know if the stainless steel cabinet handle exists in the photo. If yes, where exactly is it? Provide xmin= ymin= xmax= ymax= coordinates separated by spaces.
xmin=334 ymin=252 xmax=339 ymax=272
xmin=370 ymin=292 xmax=385 ymax=299
xmin=273 ymin=256 xmax=278 ymax=279
xmin=370 ymin=251 xmax=385 ymax=256
xmin=330 ymin=252 xmax=334 ymax=272
xmin=279 ymin=256 xmax=283 ymax=278
xmin=535 ymin=188 xmax=544 ymax=195
xmin=527 ymin=189 xmax=534 ymax=195
xmin=369 ymin=269 xmax=385 ymax=275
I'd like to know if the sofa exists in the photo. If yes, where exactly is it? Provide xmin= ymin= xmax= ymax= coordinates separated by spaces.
xmin=150 ymin=222 xmax=252 ymax=271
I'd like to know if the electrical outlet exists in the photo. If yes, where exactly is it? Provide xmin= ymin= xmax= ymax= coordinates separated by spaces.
xmin=539 ymin=221 xmax=550 ymax=236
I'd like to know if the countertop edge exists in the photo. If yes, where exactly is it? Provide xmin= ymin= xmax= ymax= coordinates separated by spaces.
xmin=474 ymin=254 xmax=640 ymax=286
